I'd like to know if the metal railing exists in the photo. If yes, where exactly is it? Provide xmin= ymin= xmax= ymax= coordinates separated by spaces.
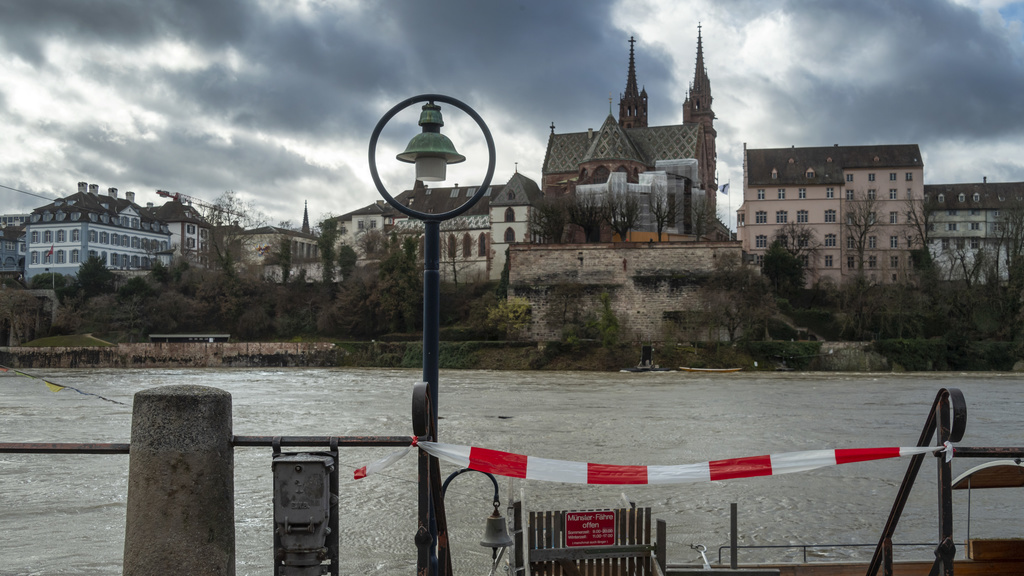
xmin=717 ymin=542 xmax=936 ymax=565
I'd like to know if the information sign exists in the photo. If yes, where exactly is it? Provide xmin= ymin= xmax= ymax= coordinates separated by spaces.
xmin=564 ymin=510 xmax=616 ymax=547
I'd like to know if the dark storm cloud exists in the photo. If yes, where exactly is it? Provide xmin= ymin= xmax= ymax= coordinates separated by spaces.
xmin=750 ymin=0 xmax=1024 ymax=146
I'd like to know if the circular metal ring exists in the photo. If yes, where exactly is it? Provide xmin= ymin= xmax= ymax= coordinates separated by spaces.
xmin=368 ymin=93 xmax=496 ymax=222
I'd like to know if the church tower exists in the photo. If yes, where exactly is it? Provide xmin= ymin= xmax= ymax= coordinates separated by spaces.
xmin=683 ymin=25 xmax=717 ymax=193
xmin=618 ymin=36 xmax=648 ymax=129
xmin=301 ymin=200 xmax=310 ymax=234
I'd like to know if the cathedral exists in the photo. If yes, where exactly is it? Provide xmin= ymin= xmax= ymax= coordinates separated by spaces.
xmin=541 ymin=30 xmax=725 ymax=239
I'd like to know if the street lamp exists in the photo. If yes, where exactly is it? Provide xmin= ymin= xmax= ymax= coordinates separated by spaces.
xmin=369 ymin=94 xmax=495 ymax=576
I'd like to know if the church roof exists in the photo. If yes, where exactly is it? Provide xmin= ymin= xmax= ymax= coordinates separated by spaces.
xmin=543 ymin=120 xmax=701 ymax=176
xmin=490 ymin=172 xmax=544 ymax=206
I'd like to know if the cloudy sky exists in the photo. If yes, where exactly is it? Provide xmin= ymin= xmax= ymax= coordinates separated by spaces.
xmin=2 ymin=0 xmax=1024 ymax=230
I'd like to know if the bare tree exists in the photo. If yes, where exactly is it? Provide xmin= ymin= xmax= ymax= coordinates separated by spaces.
xmin=356 ymin=229 xmax=388 ymax=259
xmin=774 ymin=222 xmax=821 ymax=265
xmin=529 ymin=195 xmax=571 ymax=243
xmin=843 ymin=190 xmax=880 ymax=273
xmin=690 ymin=192 xmax=716 ymax=241
xmin=604 ymin=189 xmax=642 ymax=241
xmin=567 ymin=192 xmax=606 ymax=243
xmin=647 ymin=179 xmax=672 ymax=241
xmin=902 ymin=194 xmax=937 ymax=251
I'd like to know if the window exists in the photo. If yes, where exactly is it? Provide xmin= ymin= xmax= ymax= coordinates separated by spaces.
xmin=890 ymin=255 xmax=899 ymax=268
xmin=947 ymin=223 xmax=958 ymax=231
xmin=755 ymin=235 xmax=767 ymax=248
xmin=847 ymin=236 xmax=855 ymax=249
xmin=970 ymin=222 xmax=980 ymax=231
xmin=800 ymin=255 xmax=809 ymax=266
xmin=847 ymin=256 xmax=855 ymax=269
xmin=973 ymin=193 xmax=980 ymax=202
xmin=824 ymin=209 xmax=836 ymax=223
xmin=806 ymin=168 xmax=815 ymax=178
xmin=941 ymin=238 xmax=950 ymax=249
xmin=938 ymin=194 xmax=945 ymax=203
xmin=956 ymin=238 xmax=965 ymax=249
xmin=868 ymin=212 xmax=876 ymax=224
xmin=70 ymin=249 xmax=80 ymax=263
xmin=755 ymin=211 xmax=767 ymax=224
xmin=797 ymin=210 xmax=808 ymax=223
xmin=89 ymin=231 xmax=97 ymax=242
xmin=31 ymin=251 xmax=38 ymax=264
xmin=890 ymin=173 xmax=897 ymax=181
xmin=824 ymin=255 xmax=833 ymax=267
xmin=504 ymin=228 xmax=515 ymax=243
xmin=798 ymin=188 xmax=807 ymax=199
xmin=846 ymin=174 xmax=853 ymax=182
xmin=890 ymin=236 xmax=899 ymax=248
xmin=847 ymin=214 xmax=854 ymax=225
xmin=44 ymin=230 xmax=53 ymax=242
xmin=889 ymin=189 xmax=898 ymax=200
xmin=132 ymin=237 xmax=140 ymax=248
xmin=970 ymin=209 xmax=981 ymax=216
xmin=72 ymin=229 xmax=80 ymax=241
xmin=868 ymin=255 xmax=877 ymax=268
xmin=31 ymin=231 xmax=39 ymax=243
xmin=462 ymin=234 xmax=472 ymax=257
xmin=826 ymin=187 xmax=834 ymax=199
xmin=825 ymin=234 xmax=836 ymax=247
xmin=947 ymin=210 xmax=958 ymax=216
xmin=57 ymin=230 xmax=66 ymax=242
xmin=186 ymin=224 xmax=196 ymax=234
xmin=777 ymin=189 xmax=786 ymax=199
xmin=100 ymin=232 xmax=109 ymax=243
xmin=889 ymin=211 xmax=898 ymax=224
xmin=905 ymin=172 xmax=913 ymax=181
xmin=867 ymin=189 xmax=877 ymax=200
xmin=738 ymin=214 xmax=745 ymax=226
xmin=447 ymin=234 xmax=456 ymax=259
xmin=186 ymin=238 xmax=196 ymax=248
xmin=994 ymin=210 xmax=1001 ymax=217
xmin=369 ymin=220 xmax=377 ymax=229
xmin=478 ymin=233 xmax=486 ymax=257
xmin=111 ymin=234 xmax=120 ymax=246
xmin=970 ymin=238 xmax=980 ymax=249
xmin=43 ymin=251 xmax=51 ymax=264
xmin=757 ymin=189 xmax=765 ymax=200
xmin=868 ymin=173 xmax=876 ymax=182
xmin=868 ymin=236 xmax=877 ymax=249
xmin=845 ymin=189 xmax=854 ymax=200
xmin=771 ymin=168 xmax=778 ymax=179
xmin=504 ymin=207 xmax=515 ymax=222
xmin=775 ymin=210 xmax=788 ymax=224
xmin=958 ymin=194 xmax=965 ymax=202
xmin=56 ymin=250 xmax=65 ymax=263
xmin=357 ymin=220 xmax=365 ymax=230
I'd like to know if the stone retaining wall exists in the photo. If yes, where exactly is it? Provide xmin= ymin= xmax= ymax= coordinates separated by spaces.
xmin=0 ymin=341 xmax=342 ymax=369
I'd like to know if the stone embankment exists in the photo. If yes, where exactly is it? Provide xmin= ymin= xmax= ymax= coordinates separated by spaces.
xmin=0 ymin=341 xmax=343 ymax=369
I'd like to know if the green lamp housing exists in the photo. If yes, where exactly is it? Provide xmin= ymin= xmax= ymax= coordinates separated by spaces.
xmin=396 ymin=102 xmax=466 ymax=182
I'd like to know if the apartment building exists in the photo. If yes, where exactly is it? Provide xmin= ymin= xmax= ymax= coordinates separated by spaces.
xmin=926 ymin=180 xmax=1024 ymax=280
xmin=737 ymin=144 xmax=925 ymax=286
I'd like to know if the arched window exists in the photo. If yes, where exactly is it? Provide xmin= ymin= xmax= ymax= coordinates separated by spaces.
xmin=447 ymin=234 xmax=456 ymax=259
xmin=592 ymin=166 xmax=610 ymax=184
xmin=71 ymin=249 xmax=80 ymax=263
xmin=478 ymin=233 xmax=486 ymax=257
xmin=504 ymin=228 xmax=515 ymax=243
xmin=504 ymin=207 xmax=515 ymax=222
xmin=462 ymin=234 xmax=472 ymax=257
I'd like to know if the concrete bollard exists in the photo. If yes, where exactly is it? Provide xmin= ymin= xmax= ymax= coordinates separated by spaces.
xmin=123 ymin=385 xmax=235 ymax=575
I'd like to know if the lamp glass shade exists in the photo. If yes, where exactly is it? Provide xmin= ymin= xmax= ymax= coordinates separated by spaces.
xmin=415 ymin=156 xmax=448 ymax=182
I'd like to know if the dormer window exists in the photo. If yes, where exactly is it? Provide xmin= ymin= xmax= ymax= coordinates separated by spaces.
xmin=771 ymin=168 xmax=778 ymax=179
xmin=805 ymin=168 xmax=815 ymax=178
xmin=958 ymin=193 xmax=965 ymax=202
xmin=937 ymin=194 xmax=945 ymax=203
xmin=973 ymin=193 xmax=980 ymax=202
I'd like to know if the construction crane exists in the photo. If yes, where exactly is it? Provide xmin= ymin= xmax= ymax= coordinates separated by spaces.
xmin=155 ymin=189 xmax=246 ymax=223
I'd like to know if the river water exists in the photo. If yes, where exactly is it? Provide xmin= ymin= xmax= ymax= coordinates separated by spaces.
xmin=1 ymin=369 xmax=1022 ymax=575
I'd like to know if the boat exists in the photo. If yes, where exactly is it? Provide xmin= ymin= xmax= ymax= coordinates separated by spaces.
xmin=678 ymin=366 xmax=742 ymax=373
xmin=621 ymin=345 xmax=676 ymax=373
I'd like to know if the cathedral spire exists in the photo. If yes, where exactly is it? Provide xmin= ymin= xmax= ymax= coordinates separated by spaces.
xmin=301 ymin=200 xmax=310 ymax=234
xmin=618 ymin=36 xmax=648 ymax=129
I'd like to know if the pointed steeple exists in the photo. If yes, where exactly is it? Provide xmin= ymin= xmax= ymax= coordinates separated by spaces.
xmin=685 ymin=24 xmax=713 ymax=117
xmin=683 ymin=24 xmax=718 ymax=195
xmin=301 ymin=200 xmax=310 ymax=234
xmin=618 ymin=36 xmax=648 ymax=129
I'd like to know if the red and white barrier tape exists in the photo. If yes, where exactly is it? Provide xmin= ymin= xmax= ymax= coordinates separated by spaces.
xmin=355 ymin=440 xmax=953 ymax=484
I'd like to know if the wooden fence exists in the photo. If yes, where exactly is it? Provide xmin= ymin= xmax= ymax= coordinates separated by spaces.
xmin=513 ymin=504 xmax=665 ymax=576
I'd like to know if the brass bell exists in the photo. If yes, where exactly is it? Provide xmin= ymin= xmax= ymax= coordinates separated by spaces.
xmin=480 ymin=506 xmax=514 ymax=550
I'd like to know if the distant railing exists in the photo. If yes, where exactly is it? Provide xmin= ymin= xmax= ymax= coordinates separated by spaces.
xmin=717 ymin=542 xmax=936 ymax=565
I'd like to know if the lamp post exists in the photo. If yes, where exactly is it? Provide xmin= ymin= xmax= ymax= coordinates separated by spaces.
xmin=368 ymin=94 xmax=495 ymax=576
